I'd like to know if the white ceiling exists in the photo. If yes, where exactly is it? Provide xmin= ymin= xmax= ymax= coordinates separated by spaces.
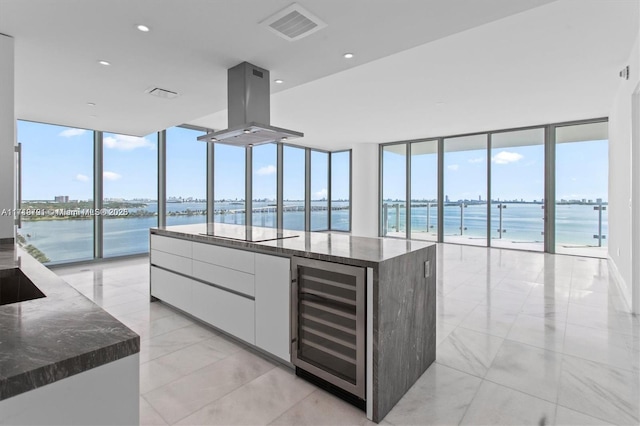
xmin=1 ymin=0 xmax=638 ymax=149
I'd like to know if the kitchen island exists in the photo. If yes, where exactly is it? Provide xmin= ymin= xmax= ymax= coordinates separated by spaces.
xmin=150 ymin=223 xmax=436 ymax=423
xmin=0 ymin=244 xmax=140 ymax=425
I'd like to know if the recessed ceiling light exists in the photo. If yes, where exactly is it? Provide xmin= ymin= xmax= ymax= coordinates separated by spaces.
xmin=274 ymin=79 xmax=284 ymax=84
xmin=243 ymin=129 xmax=251 ymax=134
xmin=136 ymin=24 xmax=150 ymax=32
xmin=281 ymin=137 xmax=288 ymax=142
xmin=87 ymin=102 xmax=96 ymax=107
xmin=98 ymin=60 xmax=111 ymax=66
xmin=210 ymin=137 xmax=217 ymax=142
xmin=343 ymin=53 xmax=354 ymax=59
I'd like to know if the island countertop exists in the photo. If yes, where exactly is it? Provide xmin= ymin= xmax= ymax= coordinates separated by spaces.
xmin=0 ymin=244 xmax=139 ymax=401
xmin=151 ymin=223 xmax=434 ymax=267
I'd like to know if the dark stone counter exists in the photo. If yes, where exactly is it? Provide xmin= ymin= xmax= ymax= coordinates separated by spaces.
xmin=151 ymin=223 xmax=432 ymax=268
xmin=0 ymin=244 xmax=139 ymax=401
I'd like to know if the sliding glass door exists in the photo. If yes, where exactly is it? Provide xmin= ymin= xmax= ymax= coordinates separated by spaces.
xmin=443 ymin=135 xmax=488 ymax=246
xmin=555 ymin=122 xmax=608 ymax=258
xmin=381 ymin=144 xmax=407 ymax=237
xmin=491 ymin=128 xmax=545 ymax=251
xmin=410 ymin=140 xmax=438 ymax=241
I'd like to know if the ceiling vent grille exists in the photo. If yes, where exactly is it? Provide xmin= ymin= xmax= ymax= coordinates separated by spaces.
xmin=146 ymin=87 xmax=179 ymax=99
xmin=261 ymin=3 xmax=327 ymax=41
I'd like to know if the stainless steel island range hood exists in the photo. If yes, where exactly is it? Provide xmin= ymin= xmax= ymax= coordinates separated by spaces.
xmin=198 ymin=62 xmax=303 ymax=146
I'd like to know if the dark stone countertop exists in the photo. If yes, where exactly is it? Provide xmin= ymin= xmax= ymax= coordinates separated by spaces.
xmin=0 ymin=244 xmax=139 ymax=401
xmin=151 ymin=223 xmax=434 ymax=268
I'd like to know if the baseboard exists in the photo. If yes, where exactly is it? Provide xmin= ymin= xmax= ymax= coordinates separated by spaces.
xmin=607 ymin=255 xmax=632 ymax=313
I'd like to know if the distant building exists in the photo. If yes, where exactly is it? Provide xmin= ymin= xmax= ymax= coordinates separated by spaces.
xmin=54 ymin=195 xmax=69 ymax=203
xmin=445 ymin=195 xmax=450 ymax=203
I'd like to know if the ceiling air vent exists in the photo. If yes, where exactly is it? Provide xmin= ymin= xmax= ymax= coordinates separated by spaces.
xmin=146 ymin=87 xmax=179 ymax=99
xmin=260 ymin=3 xmax=327 ymax=42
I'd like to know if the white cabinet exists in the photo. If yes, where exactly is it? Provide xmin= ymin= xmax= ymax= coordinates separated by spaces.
xmin=151 ymin=267 xmax=193 ymax=313
xmin=192 ymin=260 xmax=255 ymax=297
xmin=192 ymin=241 xmax=255 ymax=274
xmin=255 ymin=253 xmax=291 ymax=362
xmin=151 ymin=235 xmax=192 ymax=258
xmin=192 ymin=281 xmax=255 ymax=344
xmin=151 ymin=250 xmax=192 ymax=276
xmin=150 ymin=233 xmax=292 ymax=362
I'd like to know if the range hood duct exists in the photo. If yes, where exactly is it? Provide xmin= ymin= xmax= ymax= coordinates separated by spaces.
xmin=198 ymin=62 xmax=303 ymax=146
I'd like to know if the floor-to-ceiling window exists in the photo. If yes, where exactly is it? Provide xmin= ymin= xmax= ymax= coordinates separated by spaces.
xmin=17 ymin=121 xmax=350 ymax=264
xmin=166 ymin=127 xmax=206 ymax=226
xmin=103 ymin=132 xmax=158 ymax=257
xmin=252 ymin=143 xmax=277 ymax=228
xmin=283 ymin=145 xmax=306 ymax=231
xmin=555 ymin=121 xmax=608 ymax=258
xmin=330 ymin=150 xmax=351 ymax=232
xmin=214 ymin=144 xmax=246 ymax=225
xmin=381 ymin=144 xmax=407 ymax=237
xmin=443 ymin=134 xmax=488 ymax=246
xmin=17 ymin=121 xmax=94 ymax=263
xmin=410 ymin=140 xmax=438 ymax=241
xmin=491 ymin=128 xmax=544 ymax=251
xmin=310 ymin=150 xmax=329 ymax=231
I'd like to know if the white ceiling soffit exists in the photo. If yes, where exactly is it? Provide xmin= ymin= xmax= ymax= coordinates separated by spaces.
xmin=206 ymin=0 xmax=634 ymax=151
xmin=0 ymin=0 xmax=558 ymax=137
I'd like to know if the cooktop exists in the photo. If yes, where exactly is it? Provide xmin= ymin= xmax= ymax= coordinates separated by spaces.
xmin=200 ymin=223 xmax=300 ymax=242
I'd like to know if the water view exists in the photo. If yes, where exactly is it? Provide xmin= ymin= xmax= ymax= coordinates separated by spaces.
xmin=17 ymin=201 xmax=350 ymax=263
xmin=17 ymin=197 xmax=608 ymax=264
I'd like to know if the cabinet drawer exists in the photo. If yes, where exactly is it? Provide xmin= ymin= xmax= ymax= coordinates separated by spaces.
xmin=192 ymin=260 xmax=254 ymax=297
xmin=151 ymin=267 xmax=193 ymax=312
xmin=192 ymin=242 xmax=255 ymax=274
xmin=191 ymin=281 xmax=255 ymax=344
xmin=150 ymin=250 xmax=192 ymax=276
xmin=150 ymin=235 xmax=192 ymax=258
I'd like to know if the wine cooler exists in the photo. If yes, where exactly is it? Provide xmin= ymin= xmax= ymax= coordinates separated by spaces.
xmin=290 ymin=257 xmax=366 ymax=404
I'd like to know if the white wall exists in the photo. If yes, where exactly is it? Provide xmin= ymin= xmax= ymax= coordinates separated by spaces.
xmin=351 ymin=143 xmax=379 ymax=237
xmin=608 ymin=24 xmax=640 ymax=313
xmin=0 ymin=34 xmax=15 ymax=241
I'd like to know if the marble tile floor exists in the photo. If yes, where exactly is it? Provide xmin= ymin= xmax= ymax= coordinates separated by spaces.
xmin=51 ymin=244 xmax=639 ymax=426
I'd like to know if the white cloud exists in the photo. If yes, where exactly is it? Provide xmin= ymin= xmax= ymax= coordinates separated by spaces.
xmin=256 ymin=165 xmax=276 ymax=176
xmin=60 ymin=128 xmax=87 ymax=137
xmin=492 ymin=151 xmax=523 ymax=165
xmin=314 ymin=188 xmax=328 ymax=199
xmin=74 ymin=174 xmax=89 ymax=182
xmin=103 ymin=171 xmax=122 ymax=181
xmin=468 ymin=157 xmax=484 ymax=164
xmin=104 ymin=134 xmax=154 ymax=151
xmin=447 ymin=164 xmax=459 ymax=171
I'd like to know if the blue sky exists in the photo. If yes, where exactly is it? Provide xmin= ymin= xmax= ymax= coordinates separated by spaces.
xmin=383 ymin=139 xmax=608 ymax=202
xmin=19 ymin=119 xmax=604 ymax=204
xmin=18 ymin=121 xmax=351 ymax=202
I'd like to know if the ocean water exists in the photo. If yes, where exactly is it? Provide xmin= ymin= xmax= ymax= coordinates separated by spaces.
xmin=383 ymin=203 xmax=608 ymax=247
xmin=18 ymin=201 xmax=350 ymax=263
xmin=18 ymin=201 xmax=606 ymax=264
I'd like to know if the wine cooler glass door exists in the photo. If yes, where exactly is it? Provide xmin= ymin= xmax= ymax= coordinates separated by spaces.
xmin=291 ymin=257 xmax=365 ymax=399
